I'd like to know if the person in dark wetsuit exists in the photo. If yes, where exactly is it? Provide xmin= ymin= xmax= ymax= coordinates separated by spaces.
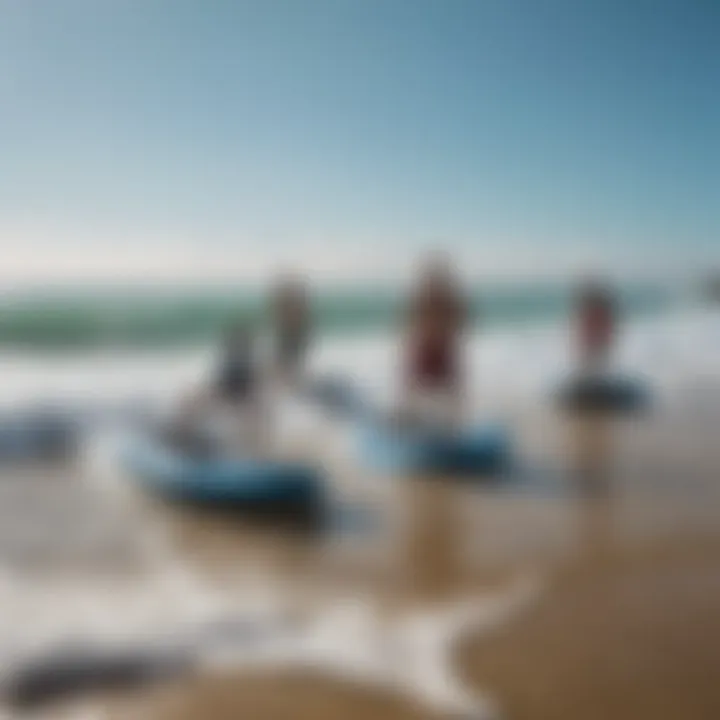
xmin=214 ymin=323 xmax=258 ymax=404
xmin=397 ymin=255 xmax=469 ymax=429
xmin=172 ymin=321 xmax=265 ymax=455
xmin=269 ymin=276 xmax=311 ymax=386
xmin=574 ymin=280 xmax=617 ymax=375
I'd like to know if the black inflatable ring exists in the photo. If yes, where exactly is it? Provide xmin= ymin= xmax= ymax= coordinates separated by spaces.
xmin=557 ymin=374 xmax=650 ymax=414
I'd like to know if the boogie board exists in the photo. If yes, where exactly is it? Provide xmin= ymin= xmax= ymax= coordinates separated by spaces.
xmin=0 ymin=411 xmax=79 ymax=463
xmin=358 ymin=419 xmax=511 ymax=477
xmin=557 ymin=374 xmax=650 ymax=414
xmin=120 ymin=431 xmax=325 ymax=512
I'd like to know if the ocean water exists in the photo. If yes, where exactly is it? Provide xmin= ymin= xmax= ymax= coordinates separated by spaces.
xmin=0 ymin=285 xmax=716 ymax=417
xmin=0 ymin=282 xmax=675 ymax=350
xmin=0 ymin=279 xmax=693 ymax=411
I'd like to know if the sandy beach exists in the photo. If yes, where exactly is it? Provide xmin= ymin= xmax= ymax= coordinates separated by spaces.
xmin=4 ymin=369 xmax=718 ymax=720
xmin=125 ymin=401 xmax=720 ymax=720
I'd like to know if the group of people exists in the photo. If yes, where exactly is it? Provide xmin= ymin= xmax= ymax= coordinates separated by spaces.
xmin=171 ymin=255 xmax=618 ymax=454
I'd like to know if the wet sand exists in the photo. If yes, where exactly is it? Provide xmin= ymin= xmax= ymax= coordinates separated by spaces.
xmin=5 ymin=390 xmax=720 ymax=719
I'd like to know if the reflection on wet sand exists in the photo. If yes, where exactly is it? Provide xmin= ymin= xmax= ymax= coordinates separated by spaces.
xmin=567 ymin=414 xmax=616 ymax=564
xmin=458 ymin=407 xmax=720 ymax=720
xmin=569 ymin=414 xmax=614 ymax=496
xmin=400 ymin=478 xmax=464 ymax=603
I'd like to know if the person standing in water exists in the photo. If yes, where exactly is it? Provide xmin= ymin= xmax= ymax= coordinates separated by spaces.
xmin=574 ymin=278 xmax=617 ymax=376
xmin=269 ymin=275 xmax=312 ymax=387
xmin=213 ymin=321 xmax=260 ymax=406
xmin=398 ymin=253 xmax=470 ymax=430
xmin=173 ymin=320 xmax=266 ymax=454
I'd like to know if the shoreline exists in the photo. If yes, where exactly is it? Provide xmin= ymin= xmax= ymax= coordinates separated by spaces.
xmin=1 ymin=310 xmax=719 ymax=719
xmin=1 ymin=383 xmax=715 ymax=719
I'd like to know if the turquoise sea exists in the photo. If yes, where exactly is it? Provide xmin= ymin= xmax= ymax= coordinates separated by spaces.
xmin=0 ymin=281 xmax=679 ymax=350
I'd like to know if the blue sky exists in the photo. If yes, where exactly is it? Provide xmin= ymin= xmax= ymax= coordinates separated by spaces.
xmin=0 ymin=0 xmax=717 ymax=283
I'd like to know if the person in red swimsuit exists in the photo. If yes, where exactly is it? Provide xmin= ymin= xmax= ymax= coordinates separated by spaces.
xmin=574 ymin=279 xmax=617 ymax=374
xmin=397 ymin=254 xmax=469 ymax=429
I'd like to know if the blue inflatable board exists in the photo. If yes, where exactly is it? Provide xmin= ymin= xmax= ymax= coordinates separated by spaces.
xmin=358 ymin=420 xmax=511 ymax=476
xmin=558 ymin=374 xmax=650 ymax=413
xmin=0 ymin=412 xmax=78 ymax=462
xmin=121 ymin=433 xmax=324 ymax=508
